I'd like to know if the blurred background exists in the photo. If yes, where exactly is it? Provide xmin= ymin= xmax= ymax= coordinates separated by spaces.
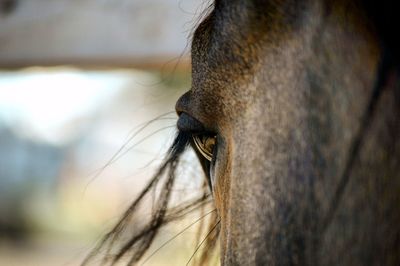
xmin=0 ymin=0 xmax=213 ymax=265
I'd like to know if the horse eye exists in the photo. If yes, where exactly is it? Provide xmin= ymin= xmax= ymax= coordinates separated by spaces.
xmin=192 ymin=134 xmax=216 ymax=162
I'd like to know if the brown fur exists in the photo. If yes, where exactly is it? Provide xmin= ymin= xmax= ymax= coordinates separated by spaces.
xmin=176 ymin=0 xmax=400 ymax=265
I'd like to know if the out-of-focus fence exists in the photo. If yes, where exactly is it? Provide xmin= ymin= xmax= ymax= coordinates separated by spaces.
xmin=0 ymin=0 xmax=212 ymax=68
xmin=0 ymin=1 xmax=213 ymax=265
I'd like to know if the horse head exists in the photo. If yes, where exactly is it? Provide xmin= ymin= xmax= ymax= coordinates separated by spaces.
xmin=176 ymin=0 xmax=400 ymax=264
xmin=86 ymin=1 xmax=400 ymax=265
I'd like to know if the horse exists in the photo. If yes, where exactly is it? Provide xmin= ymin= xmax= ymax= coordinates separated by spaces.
xmin=85 ymin=0 xmax=400 ymax=265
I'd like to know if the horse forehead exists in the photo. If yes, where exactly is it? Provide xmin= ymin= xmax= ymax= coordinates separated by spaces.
xmin=188 ymin=1 xmax=373 ymax=126
xmin=189 ymin=6 xmax=319 ymax=108
xmin=189 ymin=39 xmax=311 ymax=123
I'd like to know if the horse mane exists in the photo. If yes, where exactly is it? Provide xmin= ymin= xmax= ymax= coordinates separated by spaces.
xmin=83 ymin=1 xmax=399 ymax=265
xmin=82 ymin=131 xmax=218 ymax=265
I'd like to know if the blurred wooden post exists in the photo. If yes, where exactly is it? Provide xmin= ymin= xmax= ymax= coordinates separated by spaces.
xmin=0 ymin=0 xmax=202 ymax=69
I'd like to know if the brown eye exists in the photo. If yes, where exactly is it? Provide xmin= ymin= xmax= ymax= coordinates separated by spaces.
xmin=192 ymin=134 xmax=216 ymax=161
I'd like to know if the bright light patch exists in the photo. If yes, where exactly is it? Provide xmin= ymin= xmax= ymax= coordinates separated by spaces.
xmin=0 ymin=68 xmax=131 ymax=144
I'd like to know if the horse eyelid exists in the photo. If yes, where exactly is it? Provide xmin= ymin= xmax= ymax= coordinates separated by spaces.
xmin=177 ymin=112 xmax=206 ymax=133
xmin=177 ymin=112 xmax=217 ymax=161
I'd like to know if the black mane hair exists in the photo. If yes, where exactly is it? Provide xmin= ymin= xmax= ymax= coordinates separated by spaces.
xmin=82 ymin=131 xmax=218 ymax=265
